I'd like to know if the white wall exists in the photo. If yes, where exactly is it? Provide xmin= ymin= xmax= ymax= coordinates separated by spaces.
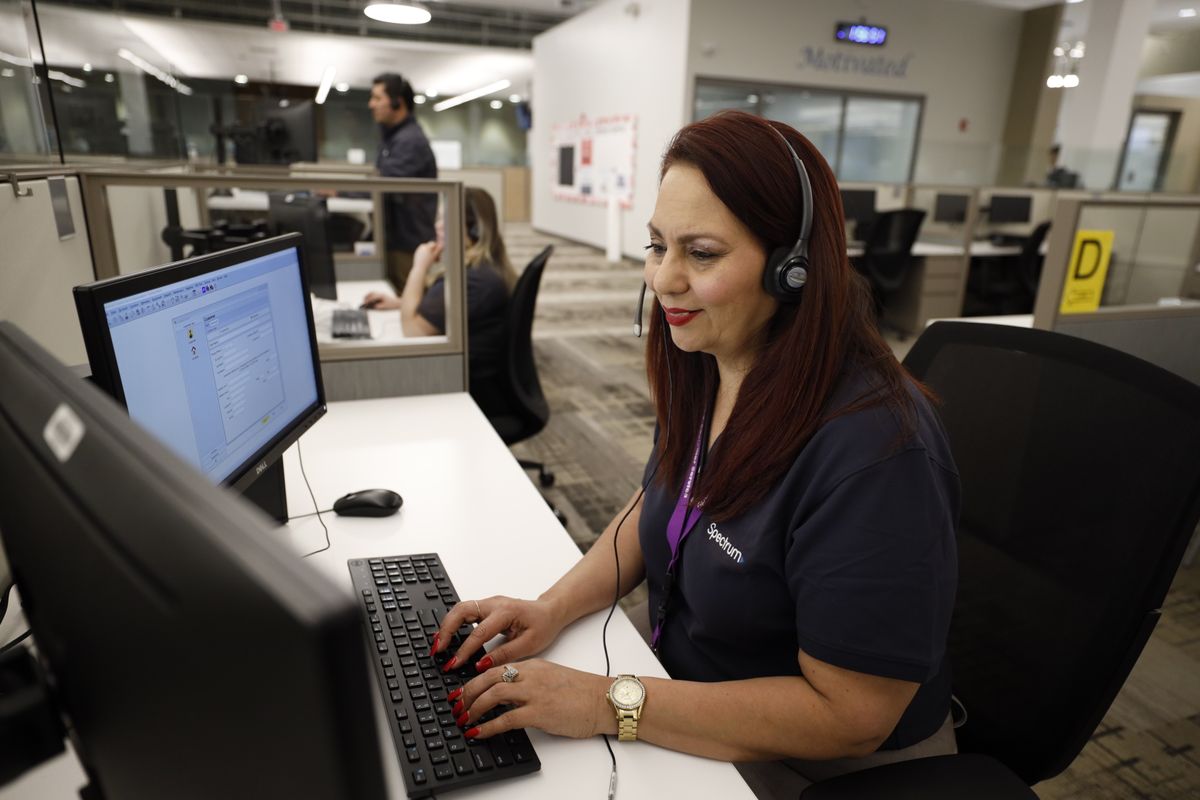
xmin=532 ymin=0 xmax=692 ymax=259
xmin=687 ymin=0 xmax=1024 ymax=185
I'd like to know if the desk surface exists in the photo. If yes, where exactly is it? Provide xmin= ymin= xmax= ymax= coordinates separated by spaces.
xmin=312 ymin=280 xmax=443 ymax=348
xmin=205 ymin=188 xmax=374 ymax=215
xmin=0 ymin=394 xmax=754 ymax=800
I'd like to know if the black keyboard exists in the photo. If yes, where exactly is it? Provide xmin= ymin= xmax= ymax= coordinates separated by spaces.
xmin=348 ymin=553 xmax=541 ymax=798
xmin=332 ymin=308 xmax=371 ymax=338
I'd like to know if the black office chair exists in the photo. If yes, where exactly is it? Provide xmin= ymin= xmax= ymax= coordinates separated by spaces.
xmin=852 ymin=209 xmax=926 ymax=321
xmin=1015 ymin=220 xmax=1051 ymax=300
xmin=479 ymin=245 xmax=559 ymax=492
xmin=802 ymin=322 xmax=1200 ymax=800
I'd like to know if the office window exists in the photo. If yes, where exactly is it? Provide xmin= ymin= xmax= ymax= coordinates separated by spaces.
xmin=0 ymin=0 xmax=54 ymax=163
xmin=694 ymin=78 xmax=923 ymax=183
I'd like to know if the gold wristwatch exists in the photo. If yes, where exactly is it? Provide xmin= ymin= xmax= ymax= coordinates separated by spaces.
xmin=607 ymin=674 xmax=646 ymax=742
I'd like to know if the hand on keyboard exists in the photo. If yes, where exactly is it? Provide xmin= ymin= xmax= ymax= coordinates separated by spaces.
xmin=456 ymin=658 xmax=615 ymax=741
xmin=433 ymin=596 xmax=566 ymax=673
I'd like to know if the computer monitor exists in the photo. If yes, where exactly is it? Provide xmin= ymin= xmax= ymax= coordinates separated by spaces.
xmin=988 ymin=194 xmax=1032 ymax=224
xmin=268 ymin=192 xmax=337 ymax=300
xmin=73 ymin=234 xmax=325 ymax=521
xmin=0 ymin=321 xmax=386 ymax=799
xmin=233 ymin=101 xmax=317 ymax=165
xmin=839 ymin=188 xmax=877 ymax=224
xmin=933 ymin=193 xmax=969 ymax=224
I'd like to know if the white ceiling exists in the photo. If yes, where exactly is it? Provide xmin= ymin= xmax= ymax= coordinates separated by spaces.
xmin=35 ymin=4 xmax=534 ymax=98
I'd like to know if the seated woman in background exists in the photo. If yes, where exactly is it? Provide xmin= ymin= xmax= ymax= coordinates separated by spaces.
xmin=428 ymin=110 xmax=960 ymax=797
xmin=363 ymin=186 xmax=515 ymax=413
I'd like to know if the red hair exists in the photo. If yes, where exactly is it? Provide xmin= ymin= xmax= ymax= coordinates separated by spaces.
xmin=646 ymin=110 xmax=927 ymax=521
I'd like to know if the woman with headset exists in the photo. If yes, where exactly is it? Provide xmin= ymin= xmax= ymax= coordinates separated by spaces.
xmin=362 ymin=186 xmax=516 ymax=413
xmin=430 ymin=111 xmax=959 ymax=795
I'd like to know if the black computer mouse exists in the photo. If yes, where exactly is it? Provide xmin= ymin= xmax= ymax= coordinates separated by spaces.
xmin=333 ymin=489 xmax=403 ymax=517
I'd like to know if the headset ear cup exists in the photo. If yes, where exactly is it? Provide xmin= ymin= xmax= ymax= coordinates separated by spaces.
xmin=763 ymin=246 xmax=807 ymax=301
xmin=763 ymin=245 xmax=791 ymax=299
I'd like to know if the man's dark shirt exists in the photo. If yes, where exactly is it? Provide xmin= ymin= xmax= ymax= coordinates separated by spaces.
xmin=377 ymin=116 xmax=437 ymax=253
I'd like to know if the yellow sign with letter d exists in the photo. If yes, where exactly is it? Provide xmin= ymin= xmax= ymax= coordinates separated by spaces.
xmin=1060 ymin=230 xmax=1114 ymax=314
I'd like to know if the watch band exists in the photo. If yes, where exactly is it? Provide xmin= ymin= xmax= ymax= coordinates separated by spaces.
xmin=616 ymin=710 xmax=639 ymax=742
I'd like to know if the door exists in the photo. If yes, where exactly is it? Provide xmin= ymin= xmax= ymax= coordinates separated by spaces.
xmin=1115 ymin=110 xmax=1179 ymax=192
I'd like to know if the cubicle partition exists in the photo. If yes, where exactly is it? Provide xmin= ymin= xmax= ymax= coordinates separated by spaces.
xmin=69 ymin=168 xmax=470 ymax=402
xmin=1033 ymin=195 xmax=1200 ymax=385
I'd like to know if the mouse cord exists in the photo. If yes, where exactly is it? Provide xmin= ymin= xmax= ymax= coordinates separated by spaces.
xmin=297 ymin=440 xmax=331 ymax=559
xmin=599 ymin=314 xmax=674 ymax=800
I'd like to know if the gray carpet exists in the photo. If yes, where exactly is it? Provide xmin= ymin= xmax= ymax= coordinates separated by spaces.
xmin=503 ymin=223 xmax=1200 ymax=799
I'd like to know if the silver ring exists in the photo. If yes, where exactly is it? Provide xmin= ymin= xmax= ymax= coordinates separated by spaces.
xmin=472 ymin=600 xmax=482 ymax=620
xmin=501 ymin=665 xmax=519 ymax=683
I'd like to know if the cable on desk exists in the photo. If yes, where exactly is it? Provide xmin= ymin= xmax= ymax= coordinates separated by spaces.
xmin=297 ymin=440 xmax=331 ymax=559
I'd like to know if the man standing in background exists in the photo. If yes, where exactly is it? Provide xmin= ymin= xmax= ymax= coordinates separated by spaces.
xmin=368 ymin=72 xmax=438 ymax=288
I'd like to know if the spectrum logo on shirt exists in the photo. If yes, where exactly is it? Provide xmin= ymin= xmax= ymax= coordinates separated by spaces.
xmin=707 ymin=522 xmax=744 ymax=564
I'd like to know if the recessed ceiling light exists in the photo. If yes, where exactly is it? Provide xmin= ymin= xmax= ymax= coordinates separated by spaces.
xmin=508 ymin=94 xmax=521 ymax=103
xmin=489 ymin=99 xmax=503 ymax=109
xmin=1180 ymin=7 xmax=1198 ymax=17
xmin=335 ymin=82 xmax=349 ymax=93
xmin=1066 ymin=0 xmax=1084 ymax=4
xmin=432 ymin=79 xmax=511 ymax=112
xmin=413 ymin=94 xmax=427 ymax=104
xmin=364 ymin=2 xmax=431 ymax=24
xmin=82 ymin=63 xmax=92 ymax=72
xmin=104 ymin=73 xmax=114 ymax=82
xmin=234 ymin=74 xmax=248 ymax=85
xmin=0 ymin=68 xmax=14 ymax=78
xmin=426 ymin=88 xmax=439 ymax=98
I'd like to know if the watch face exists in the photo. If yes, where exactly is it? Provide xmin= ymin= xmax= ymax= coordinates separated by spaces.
xmin=611 ymin=677 xmax=644 ymax=709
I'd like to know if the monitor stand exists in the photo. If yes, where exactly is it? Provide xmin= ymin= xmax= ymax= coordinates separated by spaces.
xmin=239 ymin=460 xmax=289 ymax=524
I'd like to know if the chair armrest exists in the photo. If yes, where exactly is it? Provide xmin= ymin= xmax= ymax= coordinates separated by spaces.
xmin=799 ymin=754 xmax=1038 ymax=800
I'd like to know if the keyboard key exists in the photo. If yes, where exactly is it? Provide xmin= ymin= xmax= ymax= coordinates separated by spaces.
xmin=412 ymin=768 xmax=427 ymax=785
xmin=405 ymin=747 xmax=421 ymax=763
xmin=490 ymin=739 xmax=513 ymax=768
xmin=453 ymin=754 xmax=474 ymax=775
xmin=472 ymin=749 xmax=494 ymax=771
xmin=448 ymin=740 xmax=466 ymax=754
xmin=434 ymin=764 xmax=455 ymax=780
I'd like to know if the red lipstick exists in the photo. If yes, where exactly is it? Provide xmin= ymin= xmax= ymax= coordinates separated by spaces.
xmin=663 ymin=307 xmax=700 ymax=326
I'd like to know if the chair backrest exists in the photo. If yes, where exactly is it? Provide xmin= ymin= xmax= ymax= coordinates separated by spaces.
xmin=501 ymin=245 xmax=554 ymax=435
xmin=862 ymin=209 xmax=926 ymax=293
xmin=903 ymin=322 xmax=1200 ymax=785
xmin=1017 ymin=221 xmax=1051 ymax=297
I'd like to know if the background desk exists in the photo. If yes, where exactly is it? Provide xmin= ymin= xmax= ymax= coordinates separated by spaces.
xmin=0 ymin=394 xmax=755 ymax=800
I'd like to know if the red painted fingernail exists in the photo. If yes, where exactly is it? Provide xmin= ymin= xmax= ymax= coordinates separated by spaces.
xmin=447 ymin=687 xmax=463 ymax=702
xmin=465 ymin=727 xmax=481 ymax=739
xmin=429 ymin=633 xmax=440 ymax=657
xmin=457 ymin=712 xmax=470 ymax=727
xmin=476 ymin=656 xmax=493 ymax=671
xmin=452 ymin=700 xmax=464 ymax=716
xmin=442 ymin=658 xmax=457 ymax=673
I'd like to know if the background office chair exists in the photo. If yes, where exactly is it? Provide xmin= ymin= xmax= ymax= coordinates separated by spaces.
xmin=1015 ymin=220 xmax=1051 ymax=300
xmin=477 ymin=246 xmax=563 ymax=521
xmin=851 ymin=208 xmax=926 ymax=324
xmin=964 ymin=221 xmax=1050 ymax=316
xmin=802 ymin=322 xmax=1200 ymax=800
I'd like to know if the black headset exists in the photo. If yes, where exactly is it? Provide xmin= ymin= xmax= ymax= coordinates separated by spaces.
xmin=762 ymin=129 xmax=814 ymax=302
xmin=634 ymin=126 xmax=815 ymax=336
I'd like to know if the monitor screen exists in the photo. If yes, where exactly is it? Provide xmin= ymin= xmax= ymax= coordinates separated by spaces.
xmin=0 ymin=321 xmax=385 ymax=799
xmin=268 ymin=192 xmax=337 ymax=300
xmin=73 ymin=235 xmax=325 ymax=491
xmin=933 ymin=193 xmax=969 ymax=224
xmin=988 ymin=194 xmax=1032 ymax=224
xmin=840 ymin=188 xmax=877 ymax=224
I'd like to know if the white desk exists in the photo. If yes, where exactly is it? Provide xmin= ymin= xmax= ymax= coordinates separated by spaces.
xmin=311 ymin=280 xmax=443 ymax=349
xmin=0 ymin=395 xmax=755 ymax=800
xmin=205 ymin=188 xmax=374 ymax=216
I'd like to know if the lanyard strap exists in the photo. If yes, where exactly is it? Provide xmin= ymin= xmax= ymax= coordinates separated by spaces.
xmin=651 ymin=417 xmax=707 ymax=649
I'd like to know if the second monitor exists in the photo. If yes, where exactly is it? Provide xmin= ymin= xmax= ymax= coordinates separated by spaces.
xmin=987 ymin=194 xmax=1032 ymax=225
xmin=268 ymin=192 xmax=337 ymax=300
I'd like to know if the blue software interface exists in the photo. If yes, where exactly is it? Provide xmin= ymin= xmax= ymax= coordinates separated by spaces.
xmin=103 ymin=247 xmax=318 ymax=483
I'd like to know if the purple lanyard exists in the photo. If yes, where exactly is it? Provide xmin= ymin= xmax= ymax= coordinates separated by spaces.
xmin=650 ymin=416 xmax=707 ymax=649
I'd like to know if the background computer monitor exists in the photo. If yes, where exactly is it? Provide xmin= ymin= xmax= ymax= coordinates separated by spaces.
xmin=0 ymin=321 xmax=385 ymax=800
xmin=933 ymin=193 xmax=969 ymax=224
xmin=73 ymin=234 xmax=325 ymax=521
xmin=988 ymin=194 xmax=1033 ymax=224
xmin=232 ymin=100 xmax=317 ymax=165
xmin=268 ymin=192 xmax=337 ymax=300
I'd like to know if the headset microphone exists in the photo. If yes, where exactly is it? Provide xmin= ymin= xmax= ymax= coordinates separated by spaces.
xmin=633 ymin=282 xmax=648 ymax=337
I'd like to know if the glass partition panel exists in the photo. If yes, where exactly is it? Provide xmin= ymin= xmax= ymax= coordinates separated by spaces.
xmin=839 ymin=96 xmax=920 ymax=184
xmin=0 ymin=0 xmax=54 ymax=163
xmin=694 ymin=80 xmax=759 ymax=120
xmin=762 ymin=89 xmax=842 ymax=171
xmin=1073 ymin=204 xmax=1200 ymax=307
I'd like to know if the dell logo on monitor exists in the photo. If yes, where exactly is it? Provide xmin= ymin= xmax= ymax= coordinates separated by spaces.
xmin=255 ymin=461 xmax=268 ymax=475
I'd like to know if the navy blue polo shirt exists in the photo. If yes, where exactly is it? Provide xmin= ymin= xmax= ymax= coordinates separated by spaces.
xmin=638 ymin=368 xmax=959 ymax=750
